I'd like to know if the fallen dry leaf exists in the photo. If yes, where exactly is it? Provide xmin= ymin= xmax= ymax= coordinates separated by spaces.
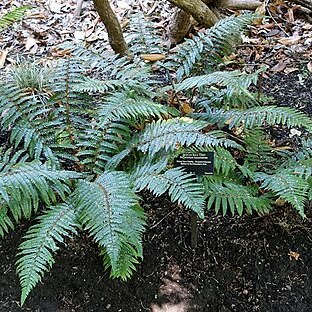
xmin=0 ymin=50 xmax=8 ymax=69
xmin=288 ymin=251 xmax=300 ymax=261
xmin=74 ymin=30 xmax=85 ymax=41
xmin=283 ymin=67 xmax=299 ymax=74
xmin=25 ymin=37 xmax=38 ymax=53
xmin=275 ymin=198 xmax=286 ymax=206
xmin=141 ymin=54 xmax=166 ymax=62
xmin=180 ymin=102 xmax=193 ymax=115
xmin=302 ymin=24 xmax=312 ymax=30
xmin=271 ymin=61 xmax=287 ymax=72
xmin=254 ymin=2 xmax=266 ymax=25
xmin=278 ymin=35 xmax=301 ymax=45
xmin=28 ymin=12 xmax=48 ymax=20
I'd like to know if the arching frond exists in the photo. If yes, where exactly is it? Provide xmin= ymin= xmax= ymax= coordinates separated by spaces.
xmin=138 ymin=117 xmax=241 ymax=155
xmin=125 ymin=13 xmax=164 ymax=55
xmin=227 ymin=106 xmax=312 ymax=131
xmin=16 ymin=203 xmax=78 ymax=306
xmin=132 ymin=162 xmax=205 ymax=217
xmin=75 ymin=172 xmax=145 ymax=278
xmin=177 ymin=70 xmax=261 ymax=109
xmin=243 ymin=128 xmax=276 ymax=170
xmin=77 ymin=122 xmax=130 ymax=174
xmin=213 ymin=147 xmax=237 ymax=175
xmin=170 ymin=14 xmax=255 ymax=80
xmin=0 ymin=162 xmax=80 ymax=222
xmin=195 ymin=106 xmax=312 ymax=131
xmin=0 ymin=207 xmax=14 ymax=237
xmin=98 ymin=91 xmax=170 ymax=125
xmin=0 ymin=6 xmax=31 ymax=32
xmin=256 ymin=172 xmax=310 ymax=217
xmin=204 ymin=179 xmax=272 ymax=215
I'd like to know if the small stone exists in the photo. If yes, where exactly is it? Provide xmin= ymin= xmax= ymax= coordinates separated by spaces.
xmin=289 ymin=129 xmax=302 ymax=137
xmin=243 ymin=289 xmax=249 ymax=295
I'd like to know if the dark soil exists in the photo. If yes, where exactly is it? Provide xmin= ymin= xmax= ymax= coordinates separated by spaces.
xmin=263 ymin=72 xmax=312 ymax=116
xmin=1 ymin=194 xmax=312 ymax=312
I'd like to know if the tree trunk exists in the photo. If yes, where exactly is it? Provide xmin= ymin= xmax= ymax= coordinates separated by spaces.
xmin=93 ymin=0 xmax=129 ymax=57
xmin=168 ymin=0 xmax=263 ymax=42
xmin=167 ymin=0 xmax=219 ymax=27
xmin=169 ymin=8 xmax=192 ymax=44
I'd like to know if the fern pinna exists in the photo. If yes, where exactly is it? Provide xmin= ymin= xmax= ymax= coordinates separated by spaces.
xmin=0 ymin=14 xmax=311 ymax=305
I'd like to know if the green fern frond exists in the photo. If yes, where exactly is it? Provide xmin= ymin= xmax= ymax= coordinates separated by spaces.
xmin=105 ymin=143 xmax=135 ymax=171
xmin=77 ymin=122 xmax=130 ymax=174
xmin=138 ymin=117 xmax=241 ymax=156
xmin=279 ymin=139 xmax=312 ymax=169
xmin=282 ymin=163 xmax=312 ymax=180
xmin=195 ymin=106 xmax=312 ymax=131
xmin=0 ymin=162 xmax=80 ymax=222
xmin=0 ymin=147 xmax=30 ymax=172
xmin=228 ymin=106 xmax=312 ymax=131
xmin=0 ymin=82 xmax=64 ymax=164
xmin=214 ymin=147 xmax=237 ymax=175
xmin=132 ymin=162 xmax=205 ymax=217
xmin=126 ymin=13 xmax=164 ymax=55
xmin=204 ymin=179 xmax=272 ymax=215
xmin=177 ymin=70 xmax=261 ymax=109
xmin=177 ymin=70 xmax=257 ymax=91
xmin=73 ymin=73 xmax=155 ymax=96
xmin=243 ymin=128 xmax=276 ymax=170
xmin=57 ymin=42 xmax=116 ymax=70
xmin=0 ymin=6 xmax=31 ymax=32
xmin=0 ymin=206 xmax=14 ymax=237
xmin=102 ymin=203 xmax=146 ymax=280
xmin=16 ymin=203 xmax=78 ymax=306
xmin=130 ymin=157 xmax=168 ymax=183
xmin=101 ymin=241 xmax=139 ymax=280
xmin=76 ymin=172 xmax=145 ymax=278
xmin=255 ymin=172 xmax=309 ymax=217
xmin=98 ymin=91 xmax=170 ymax=125
xmin=171 ymin=14 xmax=255 ymax=80
xmin=57 ymin=44 xmax=154 ymax=95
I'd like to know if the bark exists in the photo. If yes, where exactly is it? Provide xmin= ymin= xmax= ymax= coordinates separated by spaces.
xmin=93 ymin=0 xmax=129 ymax=57
xmin=214 ymin=0 xmax=263 ymax=10
xmin=169 ymin=8 xmax=192 ymax=44
xmin=167 ymin=0 xmax=219 ymax=27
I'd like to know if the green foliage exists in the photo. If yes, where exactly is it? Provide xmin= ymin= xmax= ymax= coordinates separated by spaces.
xmin=77 ymin=172 xmax=144 ymax=279
xmin=0 ymin=6 xmax=31 ymax=32
xmin=0 ymin=12 xmax=311 ymax=306
xmin=17 ymin=203 xmax=78 ymax=306
xmin=168 ymin=14 xmax=256 ymax=80
xmin=125 ymin=13 xmax=164 ymax=55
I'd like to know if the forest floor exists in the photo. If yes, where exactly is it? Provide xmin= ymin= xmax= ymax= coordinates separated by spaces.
xmin=0 ymin=0 xmax=312 ymax=311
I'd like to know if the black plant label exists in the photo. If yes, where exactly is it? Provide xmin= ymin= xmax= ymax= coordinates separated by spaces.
xmin=175 ymin=152 xmax=214 ymax=176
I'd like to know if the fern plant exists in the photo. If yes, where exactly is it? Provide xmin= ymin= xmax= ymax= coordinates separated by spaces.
xmin=0 ymin=13 xmax=311 ymax=306
xmin=0 ymin=6 xmax=31 ymax=32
